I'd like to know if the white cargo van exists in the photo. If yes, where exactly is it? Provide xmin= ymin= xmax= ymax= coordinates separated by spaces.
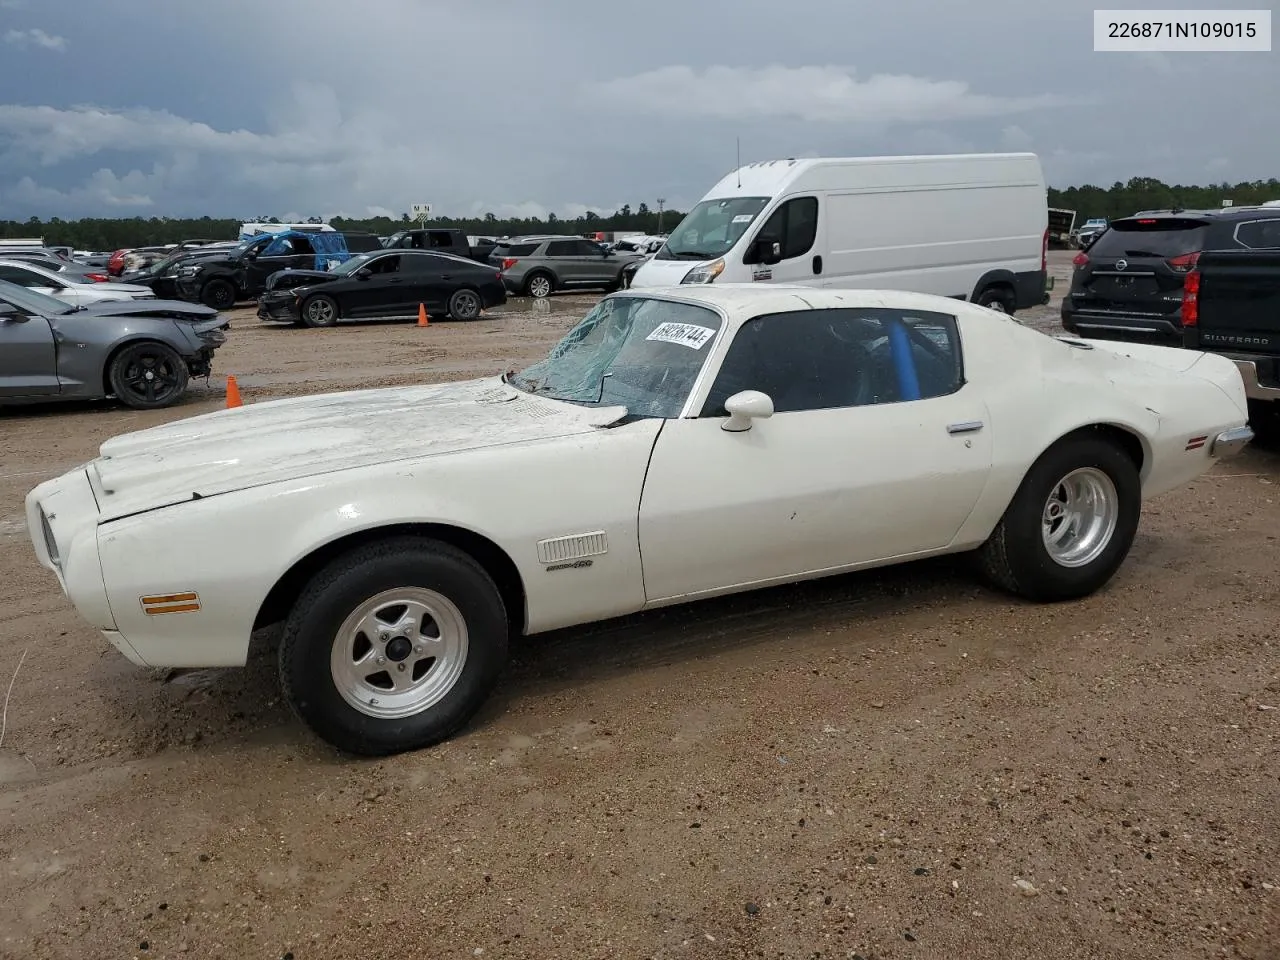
xmin=630 ymin=153 xmax=1049 ymax=314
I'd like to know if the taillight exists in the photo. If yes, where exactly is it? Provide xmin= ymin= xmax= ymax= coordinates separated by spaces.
xmin=1041 ymin=227 xmax=1048 ymax=272
xmin=501 ymin=258 xmax=517 ymax=271
xmin=1072 ymin=252 xmax=1089 ymax=267
xmin=1167 ymin=251 xmax=1200 ymax=273
xmin=85 ymin=272 xmax=109 ymax=282
xmin=1181 ymin=270 xmax=1199 ymax=327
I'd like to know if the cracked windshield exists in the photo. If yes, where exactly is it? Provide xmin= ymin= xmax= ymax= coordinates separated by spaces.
xmin=507 ymin=296 xmax=722 ymax=417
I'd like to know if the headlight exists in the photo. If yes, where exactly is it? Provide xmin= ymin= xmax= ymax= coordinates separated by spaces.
xmin=178 ymin=265 xmax=203 ymax=277
xmin=681 ymin=258 xmax=724 ymax=284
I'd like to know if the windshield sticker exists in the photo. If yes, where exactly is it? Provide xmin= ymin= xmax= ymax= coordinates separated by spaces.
xmin=732 ymin=214 xmax=754 ymax=223
xmin=646 ymin=322 xmax=717 ymax=350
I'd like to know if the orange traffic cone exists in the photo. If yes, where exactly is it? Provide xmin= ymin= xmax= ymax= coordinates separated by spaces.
xmin=417 ymin=303 xmax=429 ymax=327
xmin=225 ymin=375 xmax=243 ymax=409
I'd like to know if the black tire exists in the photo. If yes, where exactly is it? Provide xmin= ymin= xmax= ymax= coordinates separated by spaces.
xmin=976 ymin=435 xmax=1141 ymax=602
xmin=609 ymin=270 xmax=630 ymax=292
xmin=107 ymin=341 xmax=190 ymax=410
xmin=278 ymin=536 xmax=510 ymax=756
xmin=447 ymin=287 xmax=482 ymax=321
xmin=523 ymin=271 xmax=554 ymax=299
xmin=300 ymin=293 xmax=340 ymax=328
xmin=200 ymin=278 xmax=237 ymax=310
xmin=976 ymin=285 xmax=1016 ymax=314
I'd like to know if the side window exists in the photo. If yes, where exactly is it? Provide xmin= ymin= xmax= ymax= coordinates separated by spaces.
xmin=404 ymin=254 xmax=441 ymax=273
xmin=701 ymin=307 xmax=963 ymax=416
xmin=428 ymin=232 xmax=455 ymax=249
xmin=754 ymin=196 xmax=819 ymax=260
xmin=1236 ymin=219 xmax=1280 ymax=249
xmin=292 ymin=237 xmax=315 ymax=256
xmin=573 ymin=239 xmax=604 ymax=257
xmin=545 ymin=240 xmax=576 ymax=257
xmin=0 ymin=265 xmax=53 ymax=289
xmin=366 ymin=255 xmax=400 ymax=274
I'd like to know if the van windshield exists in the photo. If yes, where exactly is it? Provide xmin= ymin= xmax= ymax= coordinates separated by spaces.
xmin=656 ymin=196 xmax=770 ymax=261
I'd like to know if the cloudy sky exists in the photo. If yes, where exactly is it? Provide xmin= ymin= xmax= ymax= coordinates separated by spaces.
xmin=0 ymin=0 xmax=1274 ymax=221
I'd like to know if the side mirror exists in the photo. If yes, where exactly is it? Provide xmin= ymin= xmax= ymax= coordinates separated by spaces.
xmin=355 ymin=267 xmax=371 ymax=279
xmin=0 ymin=302 xmax=22 ymax=320
xmin=721 ymin=390 xmax=774 ymax=432
xmin=758 ymin=238 xmax=782 ymax=265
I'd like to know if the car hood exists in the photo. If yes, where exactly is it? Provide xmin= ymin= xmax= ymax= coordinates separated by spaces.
xmin=78 ymin=299 xmax=220 ymax=322
xmin=265 ymin=269 xmax=335 ymax=293
xmin=90 ymin=377 xmax=628 ymax=522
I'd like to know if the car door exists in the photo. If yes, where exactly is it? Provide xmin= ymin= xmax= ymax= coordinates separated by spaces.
xmin=341 ymin=253 xmax=406 ymax=318
xmin=542 ymin=239 xmax=586 ymax=286
xmin=744 ymin=195 xmax=824 ymax=286
xmin=399 ymin=253 xmax=452 ymax=315
xmin=572 ymin=238 xmax=616 ymax=283
xmin=636 ymin=306 xmax=993 ymax=602
xmin=0 ymin=301 xmax=59 ymax=397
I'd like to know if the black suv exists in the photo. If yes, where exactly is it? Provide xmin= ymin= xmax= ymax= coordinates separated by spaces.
xmin=1061 ymin=207 xmax=1280 ymax=345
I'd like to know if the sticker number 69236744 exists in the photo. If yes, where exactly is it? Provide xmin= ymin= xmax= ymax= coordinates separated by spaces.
xmin=645 ymin=322 xmax=717 ymax=350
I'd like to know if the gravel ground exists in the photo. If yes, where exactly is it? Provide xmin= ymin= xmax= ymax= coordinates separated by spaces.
xmin=1 ymin=252 xmax=1278 ymax=959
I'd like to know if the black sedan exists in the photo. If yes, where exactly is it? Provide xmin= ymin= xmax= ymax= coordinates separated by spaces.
xmin=257 ymin=250 xmax=507 ymax=328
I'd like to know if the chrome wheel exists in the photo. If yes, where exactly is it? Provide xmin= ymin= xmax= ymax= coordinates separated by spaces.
xmin=306 ymin=297 xmax=336 ymax=325
xmin=528 ymin=275 xmax=551 ymax=298
xmin=1041 ymin=467 xmax=1118 ymax=568
xmin=329 ymin=587 xmax=469 ymax=720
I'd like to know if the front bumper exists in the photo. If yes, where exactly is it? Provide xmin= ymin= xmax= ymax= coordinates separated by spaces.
xmin=25 ymin=469 xmax=148 ymax=664
xmin=174 ymin=277 xmax=203 ymax=302
xmin=257 ymin=294 xmax=299 ymax=321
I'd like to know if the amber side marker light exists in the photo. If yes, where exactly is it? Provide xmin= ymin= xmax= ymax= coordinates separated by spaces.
xmin=140 ymin=592 xmax=201 ymax=615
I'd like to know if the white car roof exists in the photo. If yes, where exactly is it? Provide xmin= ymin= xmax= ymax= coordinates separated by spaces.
xmin=617 ymin=284 xmax=988 ymax=331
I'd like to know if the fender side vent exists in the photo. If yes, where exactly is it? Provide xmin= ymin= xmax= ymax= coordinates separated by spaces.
xmin=537 ymin=531 xmax=608 ymax=565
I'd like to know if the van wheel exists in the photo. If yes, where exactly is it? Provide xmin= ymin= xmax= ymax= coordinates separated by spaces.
xmin=976 ymin=436 xmax=1141 ymax=602
xmin=977 ymin=285 xmax=1016 ymax=314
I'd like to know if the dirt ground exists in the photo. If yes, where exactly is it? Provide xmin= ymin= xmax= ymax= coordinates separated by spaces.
xmin=2 ymin=251 xmax=1278 ymax=960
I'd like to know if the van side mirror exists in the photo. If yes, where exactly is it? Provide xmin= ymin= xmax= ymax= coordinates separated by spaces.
xmin=0 ymin=302 xmax=21 ymax=319
xmin=744 ymin=236 xmax=782 ymax=265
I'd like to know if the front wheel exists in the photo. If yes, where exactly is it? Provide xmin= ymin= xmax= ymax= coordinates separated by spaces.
xmin=277 ymin=537 xmax=510 ymax=756
xmin=200 ymin=278 xmax=237 ymax=310
xmin=107 ymin=341 xmax=190 ymax=410
xmin=301 ymin=294 xmax=340 ymax=328
xmin=976 ymin=435 xmax=1141 ymax=602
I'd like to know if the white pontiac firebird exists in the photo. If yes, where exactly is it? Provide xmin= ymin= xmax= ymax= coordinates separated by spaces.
xmin=27 ymin=286 xmax=1254 ymax=755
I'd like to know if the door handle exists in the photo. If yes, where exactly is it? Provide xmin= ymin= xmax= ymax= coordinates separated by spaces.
xmin=946 ymin=421 xmax=984 ymax=435
xmin=812 ymin=254 xmax=823 ymax=275
xmin=441 ymin=275 xmax=452 ymax=280
xmin=388 ymin=278 xmax=402 ymax=283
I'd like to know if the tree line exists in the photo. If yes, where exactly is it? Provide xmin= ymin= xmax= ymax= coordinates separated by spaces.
xmin=2 ymin=178 xmax=1277 ymax=251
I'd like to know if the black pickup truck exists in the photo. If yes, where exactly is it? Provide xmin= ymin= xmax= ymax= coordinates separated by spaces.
xmin=1182 ymin=248 xmax=1280 ymax=434
xmin=381 ymin=228 xmax=495 ymax=262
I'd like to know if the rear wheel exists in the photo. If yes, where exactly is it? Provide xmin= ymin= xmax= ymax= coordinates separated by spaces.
xmin=278 ymin=537 xmax=510 ymax=756
xmin=447 ymin=287 xmax=482 ymax=320
xmin=976 ymin=285 xmax=1016 ymax=314
xmin=524 ymin=272 xmax=553 ymax=299
xmin=301 ymin=293 xmax=340 ymax=328
xmin=107 ymin=341 xmax=190 ymax=410
xmin=977 ymin=435 xmax=1141 ymax=601
xmin=200 ymin=278 xmax=237 ymax=310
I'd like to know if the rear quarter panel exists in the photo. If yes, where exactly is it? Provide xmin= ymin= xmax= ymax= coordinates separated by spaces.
xmin=948 ymin=311 xmax=1243 ymax=547
xmin=93 ymin=420 xmax=664 ymax=667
